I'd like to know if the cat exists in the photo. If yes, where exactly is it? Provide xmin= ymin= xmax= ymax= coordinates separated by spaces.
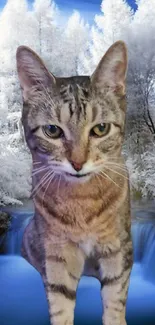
xmin=16 ymin=40 xmax=133 ymax=325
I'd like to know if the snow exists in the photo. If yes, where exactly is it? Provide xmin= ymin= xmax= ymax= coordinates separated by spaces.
xmin=0 ymin=137 xmax=31 ymax=205
xmin=0 ymin=0 xmax=155 ymax=204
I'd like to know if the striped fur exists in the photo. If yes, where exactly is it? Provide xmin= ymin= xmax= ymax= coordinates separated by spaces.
xmin=17 ymin=41 xmax=132 ymax=325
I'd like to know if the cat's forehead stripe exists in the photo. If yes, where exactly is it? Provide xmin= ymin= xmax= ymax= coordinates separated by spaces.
xmin=25 ymin=76 xmax=124 ymax=130
xmin=58 ymin=82 xmax=91 ymax=123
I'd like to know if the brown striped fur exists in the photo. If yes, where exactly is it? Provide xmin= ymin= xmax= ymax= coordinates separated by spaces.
xmin=16 ymin=41 xmax=132 ymax=325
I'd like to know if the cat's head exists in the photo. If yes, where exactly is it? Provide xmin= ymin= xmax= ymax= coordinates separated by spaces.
xmin=16 ymin=41 xmax=127 ymax=183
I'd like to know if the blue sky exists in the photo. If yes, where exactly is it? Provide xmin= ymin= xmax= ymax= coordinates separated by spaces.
xmin=56 ymin=0 xmax=137 ymax=24
xmin=0 ymin=0 xmax=137 ymax=24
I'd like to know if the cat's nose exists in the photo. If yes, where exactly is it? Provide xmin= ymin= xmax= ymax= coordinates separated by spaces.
xmin=70 ymin=160 xmax=84 ymax=172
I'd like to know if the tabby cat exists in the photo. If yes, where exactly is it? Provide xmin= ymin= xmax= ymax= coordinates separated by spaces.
xmin=16 ymin=40 xmax=132 ymax=325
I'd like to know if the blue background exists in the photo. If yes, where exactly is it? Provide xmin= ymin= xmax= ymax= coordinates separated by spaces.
xmin=0 ymin=0 xmax=137 ymax=24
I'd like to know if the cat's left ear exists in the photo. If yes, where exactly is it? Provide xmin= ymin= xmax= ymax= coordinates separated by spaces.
xmin=91 ymin=41 xmax=128 ymax=95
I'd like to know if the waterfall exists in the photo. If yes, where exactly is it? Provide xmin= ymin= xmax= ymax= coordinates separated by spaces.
xmin=132 ymin=222 xmax=155 ymax=283
xmin=1 ymin=202 xmax=155 ymax=284
xmin=4 ymin=212 xmax=33 ymax=254
xmin=1 ymin=202 xmax=155 ymax=325
xmin=0 ymin=200 xmax=34 ymax=255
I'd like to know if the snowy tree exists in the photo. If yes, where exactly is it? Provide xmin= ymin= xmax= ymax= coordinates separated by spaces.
xmin=0 ymin=0 xmax=29 ymax=73
xmin=95 ymin=0 xmax=133 ymax=46
xmin=127 ymin=0 xmax=155 ymax=137
xmin=81 ymin=0 xmax=133 ymax=74
xmin=123 ymin=0 xmax=155 ymax=169
xmin=62 ymin=10 xmax=90 ymax=76
xmin=0 ymin=0 xmax=31 ymax=125
xmin=32 ymin=0 xmax=57 ymax=53
xmin=0 ymin=0 xmax=32 ymax=205
xmin=31 ymin=0 xmax=64 ymax=75
xmin=0 ymin=0 xmax=155 ymax=202
xmin=0 ymin=137 xmax=32 ymax=205
xmin=0 ymin=78 xmax=8 ymax=127
xmin=122 ymin=0 xmax=155 ymax=198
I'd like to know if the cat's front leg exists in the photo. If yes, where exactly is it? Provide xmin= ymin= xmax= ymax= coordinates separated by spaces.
xmin=43 ymin=241 xmax=85 ymax=325
xmin=99 ymin=238 xmax=133 ymax=325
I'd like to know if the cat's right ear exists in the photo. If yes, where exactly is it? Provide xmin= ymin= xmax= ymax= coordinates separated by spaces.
xmin=91 ymin=41 xmax=128 ymax=96
xmin=16 ymin=46 xmax=56 ymax=101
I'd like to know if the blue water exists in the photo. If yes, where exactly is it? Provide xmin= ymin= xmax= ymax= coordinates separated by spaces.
xmin=0 ymin=201 xmax=155 ymax=325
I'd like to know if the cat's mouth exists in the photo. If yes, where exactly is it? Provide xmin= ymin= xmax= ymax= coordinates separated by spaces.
xmin=65 ymin=172 xmax=91 ymax=178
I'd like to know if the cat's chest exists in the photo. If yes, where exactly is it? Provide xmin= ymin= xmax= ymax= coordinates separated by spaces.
xmin=78 ymin=236 xmax=97 ymax=257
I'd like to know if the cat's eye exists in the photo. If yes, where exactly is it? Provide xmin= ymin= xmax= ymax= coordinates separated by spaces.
xmin=42 ymin=125 xmax=64 ymax=139
xmin=90 ymin=123 xmax=110 ymax=137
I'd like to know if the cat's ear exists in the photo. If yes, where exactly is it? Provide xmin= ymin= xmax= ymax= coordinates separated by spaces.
xmin=16 ymin=46 xmax=56 ymax=101
xmin=91 ymin=41 xmax=128 ymax=95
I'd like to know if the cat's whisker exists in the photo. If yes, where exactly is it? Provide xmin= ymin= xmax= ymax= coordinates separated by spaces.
xmin=104 ymin=165 xmax=133 ymax=185
xmin=42 ymin=179 xmax=51 ymax=208
xmin=99 ymin=160 xmax=126 ymax=166
xmin=96 ymin=161 xmax=128 ymax=173
xmin=38 ymin=81 xmax=52 ymax=100
xmin=32 ymin=168 xmax=48 ymax=177
xmin=32 ymin=164 xmax=47 ymax=171
xmin=32 ymin=166 xmax=46 ymax=172
xmin=97 ymin=157 xmax=121 ymax=163
xmin=28 ymin=90 xmax=56 ymax=121
xmin=33 ymin=171 xmax=53 ymax=199
xmin=37 ymin=82 xmax=58 ymax=119
xmin=96 ymin=173 xmax=103 ymax=188
xmin=103 ymin=166 xmax=129 ymax=180
xmin=33 ymin=161 xmax=42 ymax=165
xmin=102 ymin=164 xmax=128 ymax=173
xmin=96 ymin=160 xmax=127 ymax=169
xmin=31 ymin=170 xmax=52 ymax=197
xmin=32 ymin=166 xmax=49 ymax=176
xmin=44 ymin=93 xmax=55 ymax=109
xmin=102 ymin=163 xmax=128 ymax=172
xmin=32 ymin=163 xmax=42 ymax=168
xmin=109 ymin=160 xmax=128 ymax=166
xmin=105 ymin=162 xmax=128 ymax=169
xmin=100 ymin=171 xmax=121 ymax=189
xmin=42 ymin=171 xmax=56 ymax=208
xmin=39 ymin=92 xmax=54 ymax=109
xmin=56 ymin=174 xmax=62 ymax=196
xmin=107 ymin=166 xmax=128 ymax=173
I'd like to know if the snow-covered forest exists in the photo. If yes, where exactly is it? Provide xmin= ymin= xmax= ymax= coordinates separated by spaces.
xmin=0 ymin=0 xmax=155 ymax=205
